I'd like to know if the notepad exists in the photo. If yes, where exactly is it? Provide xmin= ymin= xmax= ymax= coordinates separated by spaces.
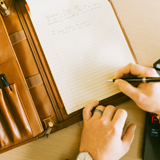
xmin=26 ymin=0 xmax=135 ymax=114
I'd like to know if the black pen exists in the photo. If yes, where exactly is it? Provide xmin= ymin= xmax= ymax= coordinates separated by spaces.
xmin=0 ymin=74 xmax=12 ymax=91
xmin=108 ymin=77 xmax=160 ymax=83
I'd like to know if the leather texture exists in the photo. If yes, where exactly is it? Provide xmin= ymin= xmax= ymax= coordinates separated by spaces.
xmin=0 ymin=84 xmax=33 ymax=149
xmin=9 ymin=30 xmax=26 ymax=45
xmin=0 ymin=0 xmax=132 ymax=153
xmin=26 ymin=74 xmax=43 ymax=89
xmin=0 ymin=12 xmax=43 ymax=153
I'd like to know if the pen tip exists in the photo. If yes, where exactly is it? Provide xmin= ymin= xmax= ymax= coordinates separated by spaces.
xmin=108 ymin=79 xmax=113 ymax=82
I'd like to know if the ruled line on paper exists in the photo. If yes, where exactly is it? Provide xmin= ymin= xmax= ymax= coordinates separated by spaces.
xmin=26 ymin=0 xmax=135 ymax=114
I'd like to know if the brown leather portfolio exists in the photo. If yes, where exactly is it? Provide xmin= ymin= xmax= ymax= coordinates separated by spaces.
xmin=0 ymin=0 xmax=136 ymax=153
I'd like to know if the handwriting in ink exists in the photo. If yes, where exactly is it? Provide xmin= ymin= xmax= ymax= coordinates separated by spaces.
xmin=52 ymin=21 xmax=91 ymax=36
xmin=46 ymin=3 xmax=101 ymax=26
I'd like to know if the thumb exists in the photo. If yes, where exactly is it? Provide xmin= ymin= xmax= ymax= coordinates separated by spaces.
xmin=115 ymin=79 xmax=142 ymax=102
xmin=122 ymin=124 xmax=136 ymax=151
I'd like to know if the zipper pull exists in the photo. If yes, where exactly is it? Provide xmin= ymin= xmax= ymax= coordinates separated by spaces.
xmin=44 ymin=122 xmax=54 ymax=138
xmin=0 ymin=0 xmax=10 ymax=15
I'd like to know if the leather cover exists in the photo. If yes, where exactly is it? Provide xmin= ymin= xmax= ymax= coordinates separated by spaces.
xmin=0 ymin=0 xmax=136 ymax=153
xmin=0 ymin=14 xmax=43 ymax=153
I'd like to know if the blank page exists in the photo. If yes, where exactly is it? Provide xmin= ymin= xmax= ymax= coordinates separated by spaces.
xmin=26 ymin=0 xmax=135 ymax=114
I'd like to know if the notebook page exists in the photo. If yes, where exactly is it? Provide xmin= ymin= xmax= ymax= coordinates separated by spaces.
xmin=26 ymin=0 xmax=135 ymax=114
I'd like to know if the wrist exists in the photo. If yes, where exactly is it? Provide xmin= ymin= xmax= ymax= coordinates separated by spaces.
xmin=79 ymin=149 xmax=103 ymax=160
xmin=77 ymin=152 xmax=93 ymax=160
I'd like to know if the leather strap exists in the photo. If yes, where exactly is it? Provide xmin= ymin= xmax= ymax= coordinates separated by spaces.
xmin=9 ymin=30 xmax=26 ymax=45
xmin=26 ymin=74 xmax=43 ymax=89
xmin=51 ymin=112 xmax=83 ymax=133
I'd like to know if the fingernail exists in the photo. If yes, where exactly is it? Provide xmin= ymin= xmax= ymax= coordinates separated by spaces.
xmin=115 ymin=79 xmax=121 ymax=87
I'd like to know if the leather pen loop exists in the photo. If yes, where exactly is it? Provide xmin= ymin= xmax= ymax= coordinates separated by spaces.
xmin=0 ymin=74 xmax=12 ymax=91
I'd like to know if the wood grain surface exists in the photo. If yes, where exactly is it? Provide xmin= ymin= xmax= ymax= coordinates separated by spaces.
xmin=0 ymin=0 xmax=160 ymax=159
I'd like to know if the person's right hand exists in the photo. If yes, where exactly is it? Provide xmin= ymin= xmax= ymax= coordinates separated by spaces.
xmin=114 ymin=63 xmax=160 ymax=115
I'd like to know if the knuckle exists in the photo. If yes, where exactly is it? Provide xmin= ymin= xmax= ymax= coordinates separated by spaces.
xmin=106 ymin=105 xmax=117 ymax=112
xmin=96 ymin=105 xmax=105 ymax=110
xmin=117 ymin=108 xmax=128 ymax=117
xmin=146 ymin=68 xmax=158 ymax=76
xmin=151 ymin=68 xmax=158 ymax=76
xmin=106 ymin=105 xmax=115 ymax=109
xmin=110 ymin=123 xmax=118 ymax=134
xmin=149 ymin=68 xmax=156 ymax=73
xmin=128 ymin=63 xmax=134 ymax=69
xmin=111 ymin=122 xmax=124 ymax=134
xmin=99 ymin=119 xmax=107 ymax=126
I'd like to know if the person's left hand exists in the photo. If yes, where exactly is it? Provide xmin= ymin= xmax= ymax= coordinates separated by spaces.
xmin=79 ymin=100 xmax=136 ymax=160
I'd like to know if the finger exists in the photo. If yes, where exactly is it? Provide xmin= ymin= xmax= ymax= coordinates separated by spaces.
xmin=92 ymin=105 xmax=105 ymax=119
xmin=112 ymin=109 xmax=128 ymax=129
xmin=114 ymin=63 xmax=158 ymax=79
xmin=83 ymin=100 xmax=99 ymax=122
xmin=122 ymin=124 xmax=136 ymax=151
xmin=115 ymin=79 xmax=144 ymax=103
xmin=101 ymin=105 xmax=117 ymax=121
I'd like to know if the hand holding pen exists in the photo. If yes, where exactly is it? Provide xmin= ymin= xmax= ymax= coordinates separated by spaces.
xmin=112 ymin=63 xmax=160 ymax=115
xmin=108 ymin=77 xmax=160 ymax=83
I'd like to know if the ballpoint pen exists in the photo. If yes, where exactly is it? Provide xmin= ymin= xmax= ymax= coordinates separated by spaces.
xmin=108 ymin=77 xmax=160 ymax=83
xmin=0 ymin=74 xmax=12 ymax=91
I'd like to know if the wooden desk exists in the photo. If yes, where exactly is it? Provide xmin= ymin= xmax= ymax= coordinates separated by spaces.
xmin=0 ymin=0 xmax=160 ymax=159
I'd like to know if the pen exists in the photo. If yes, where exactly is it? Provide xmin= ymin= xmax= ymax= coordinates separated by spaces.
xmin=108 ymin=77 xmax=160 ymax=83
xmin=0 ymin=74 xmax=12 ymax=91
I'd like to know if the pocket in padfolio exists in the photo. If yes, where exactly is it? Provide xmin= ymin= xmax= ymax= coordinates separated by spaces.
xmin=0 ymin=84 xmax=33 ymax=150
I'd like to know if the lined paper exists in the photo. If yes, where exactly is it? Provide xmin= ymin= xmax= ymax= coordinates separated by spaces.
xmin=26 ymin=0 xmax=135 ymax=114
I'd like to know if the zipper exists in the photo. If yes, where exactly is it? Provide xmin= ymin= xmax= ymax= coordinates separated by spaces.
xmin=0 ymin=0 xmax=10 ymax=15
xmin=43 ymin=121 xmax=54 ymax=138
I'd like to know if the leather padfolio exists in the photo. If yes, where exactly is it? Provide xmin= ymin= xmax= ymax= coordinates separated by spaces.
xmin=0 ymin=0 xmax=132 ymax=153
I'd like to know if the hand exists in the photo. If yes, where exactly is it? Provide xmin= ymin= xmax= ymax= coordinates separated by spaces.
xmin=114 ymin=63 xmax=160 ymax=115
xmin=79 ymin=100 xmax=136 ymax=160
